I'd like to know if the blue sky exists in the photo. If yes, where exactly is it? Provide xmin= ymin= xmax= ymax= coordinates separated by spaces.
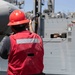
xmin=24 ymin=0 xmax=75 ymax=13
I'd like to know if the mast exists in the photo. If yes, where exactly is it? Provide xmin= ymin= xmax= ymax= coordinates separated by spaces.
xmin=33 ymin=0 xmax=43 ymax=36
xmin=48 ymin=0 xmax=55 ymax=14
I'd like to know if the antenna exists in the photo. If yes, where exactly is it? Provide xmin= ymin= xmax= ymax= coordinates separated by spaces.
xmin=5 ymin=0 xmax=25 ymax=9
xmin=47 ymin=0 xmax=55 ymax=14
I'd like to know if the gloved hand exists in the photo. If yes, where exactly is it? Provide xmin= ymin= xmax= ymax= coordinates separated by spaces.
xmin=29 ymin=20 xmax=34 ymax=33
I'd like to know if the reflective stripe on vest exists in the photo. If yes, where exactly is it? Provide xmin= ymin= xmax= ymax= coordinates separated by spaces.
xmin=16 ymin=38 xmax=39 ymax=44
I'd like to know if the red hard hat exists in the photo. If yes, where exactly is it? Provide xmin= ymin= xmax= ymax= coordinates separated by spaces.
xmin=8 ymin=10 xmax=30 ymax=26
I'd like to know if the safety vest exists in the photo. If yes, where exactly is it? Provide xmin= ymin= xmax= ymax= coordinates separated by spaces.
xmin=8 ymin=30 xmax=44 ymax=75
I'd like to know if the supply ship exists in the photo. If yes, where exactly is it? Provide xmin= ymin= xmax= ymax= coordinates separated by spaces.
xmin=0 ymin=0 xmax=75 ymax=75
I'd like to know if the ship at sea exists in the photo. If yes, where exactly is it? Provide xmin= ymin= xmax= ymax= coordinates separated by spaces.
xmin=1 ymin=0 xmax=75 ymax=75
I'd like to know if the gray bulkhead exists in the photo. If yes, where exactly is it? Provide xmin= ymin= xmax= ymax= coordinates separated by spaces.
xmin=43 ymin=17 xmax=75 ymax=75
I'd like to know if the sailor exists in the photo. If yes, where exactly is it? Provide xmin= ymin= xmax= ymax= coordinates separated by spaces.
xmin=0 ymin=10 xmax=44 ymax=75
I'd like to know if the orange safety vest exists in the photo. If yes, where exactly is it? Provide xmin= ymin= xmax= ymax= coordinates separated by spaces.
xmin=8 ymin=30 xmax=44 ymax=75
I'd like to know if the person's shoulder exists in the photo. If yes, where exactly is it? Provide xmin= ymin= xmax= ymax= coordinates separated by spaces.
xmin=32 ymin=33 xmax=43 ymax=39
